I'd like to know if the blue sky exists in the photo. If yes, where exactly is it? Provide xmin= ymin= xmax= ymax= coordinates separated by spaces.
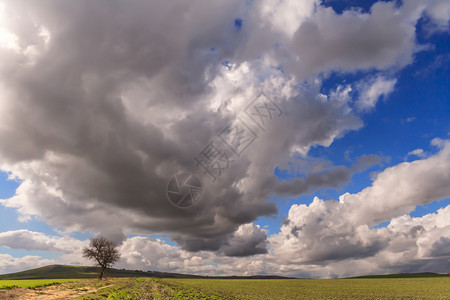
xmin=0 ymin=0 xmax=449 ymax=278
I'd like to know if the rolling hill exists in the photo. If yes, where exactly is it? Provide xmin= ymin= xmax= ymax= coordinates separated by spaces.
xmin=348 ymin=272 xmax=450 ymax=279
xmin=2 ymin=265 xmax=447 ymax=280
xmin=0 ymin=265 xmax=202 ymax=280
xmin=0 ymin=265 xmax=294 ymax=280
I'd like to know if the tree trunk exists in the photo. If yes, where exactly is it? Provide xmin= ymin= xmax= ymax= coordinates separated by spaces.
xmin=99 ymin=267 xmax=105 ymax=280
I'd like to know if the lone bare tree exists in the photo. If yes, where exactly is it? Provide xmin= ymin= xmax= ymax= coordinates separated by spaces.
xmin=83 ymin=236 xmax=120 ymax=280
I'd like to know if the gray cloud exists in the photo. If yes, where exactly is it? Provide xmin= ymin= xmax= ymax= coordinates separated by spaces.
xmin=288 ymin=1 xmax=418 ymax=78
xmin=221 ymin=224 xmax=268 ymax=257
xmin=0 ymin=0 xmax=447 ymax=259
xmin=0 ymin=0 xmax=364 ymax=253
xmin=272 ymin=154 xmax=383 ymax=196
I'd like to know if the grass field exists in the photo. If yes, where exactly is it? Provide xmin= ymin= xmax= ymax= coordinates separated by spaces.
xmin=0 ymin=278 xmax=88 ymax=289
xmin=1 ymin=276 xmax=449 ymax=299
xmin=164 ymin=277 xmax=450 ymax=299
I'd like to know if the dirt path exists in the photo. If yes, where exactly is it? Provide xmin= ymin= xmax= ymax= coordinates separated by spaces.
xmin=0 ymin=288 xmax=30 ymax=299
xmin=0 ymin=279 xmax=114 ymax=300
xmin=27 ymin=283 xmax=114 ymax=299
xmin=0 ymin=277 xmax=224 ymax=300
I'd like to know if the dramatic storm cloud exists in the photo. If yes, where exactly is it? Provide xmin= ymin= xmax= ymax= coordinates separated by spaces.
xmin=0 ymin=0 xmax=362 ymax=250
xmin=0 ymin=0 xmax=449 ymax=277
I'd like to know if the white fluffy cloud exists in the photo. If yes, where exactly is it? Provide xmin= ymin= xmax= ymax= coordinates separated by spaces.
xmin=356 ymin=76 xmax=397 ymax=111
xmin=268 ymin=139 xmax=450 ymax=276
xmin=422 ymin=0 xmax=450 ymax=31
xmin=0 ymin=230 xmax=86 ymax=253
xmin=0 ymin=254 xmax=56 ymax=275
xmin=407 ymin=148 xmax=427 ymax=158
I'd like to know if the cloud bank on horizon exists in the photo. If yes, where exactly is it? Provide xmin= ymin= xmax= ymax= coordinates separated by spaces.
xmin=0 ymin=0 xmax=449 ymax=278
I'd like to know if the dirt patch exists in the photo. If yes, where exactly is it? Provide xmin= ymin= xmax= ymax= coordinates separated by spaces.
xmin=0 ymin=288 xmax=30 ymax=299
xmin=1 ymin=279 xmax=114 ymax=300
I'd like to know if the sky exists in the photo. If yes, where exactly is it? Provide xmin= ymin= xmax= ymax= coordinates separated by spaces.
xmin=0 ymin=0 xmax=449 ymax=279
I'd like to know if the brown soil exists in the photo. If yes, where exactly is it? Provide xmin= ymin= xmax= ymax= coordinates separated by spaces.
xmin=0 ymin=279 xmax=113 ymax=300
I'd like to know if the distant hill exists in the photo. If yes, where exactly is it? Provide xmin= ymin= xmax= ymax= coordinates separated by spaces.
xmin=348 ymin=272 xmax=450 ymax=279
xmin=0 ymin=265 xmax=202 ymax=280
xmin=4 ymin=265 xmax=443 ymax=280
xmin=0 ymin=265 xmax=295 ymax=280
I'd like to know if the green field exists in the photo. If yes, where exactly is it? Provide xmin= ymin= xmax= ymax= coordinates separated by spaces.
xmin=2 ymin=277 xmax=445 ymax=299
xmin=1 ymin=273 xmax=450 ymax=299
xmin=0 ymin=278 xmax=88 ymax=289
xmin=163 ymin=277 xmax=450 ymax=299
